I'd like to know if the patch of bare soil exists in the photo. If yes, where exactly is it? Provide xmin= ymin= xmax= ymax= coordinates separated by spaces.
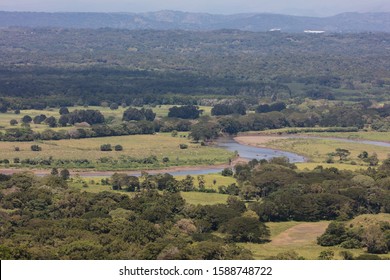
xmin=271 ymin=222 xmax=330 ymax=246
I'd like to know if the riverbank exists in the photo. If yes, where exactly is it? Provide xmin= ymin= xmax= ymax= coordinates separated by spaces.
xmin=0 ymin=156 xmax=248 ymax=178
xmin=235 ymin=134 xmax=390 ymax=165
xmin=234 ymin=135 xmax=288 ymax=147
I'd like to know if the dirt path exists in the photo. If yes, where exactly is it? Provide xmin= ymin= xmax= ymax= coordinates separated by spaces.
xmin=271 ymin=222 xmax=330 ymax=246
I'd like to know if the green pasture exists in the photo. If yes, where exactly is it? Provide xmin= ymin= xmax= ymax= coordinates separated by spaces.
xmin=244 ymin=214 xmax=390 ymax=260
xmin=0 ymin=133 xmax=234 ymax=170
xmin=264 ymin=138 xmax=390 ymax=164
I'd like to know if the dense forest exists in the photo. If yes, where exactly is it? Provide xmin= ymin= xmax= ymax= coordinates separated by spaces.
xmin=0 ymin=28 xmax=389 ymax=108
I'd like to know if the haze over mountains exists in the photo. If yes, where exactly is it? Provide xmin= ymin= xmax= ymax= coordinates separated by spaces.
xmin=0 ymin=10 xmax=389 ymax=32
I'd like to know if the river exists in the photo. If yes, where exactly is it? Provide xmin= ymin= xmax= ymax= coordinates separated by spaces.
xmin=2 ymin=135 xmax=389 ymax=177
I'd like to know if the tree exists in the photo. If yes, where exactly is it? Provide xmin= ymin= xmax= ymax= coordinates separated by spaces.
xmin=45 ymin=116 xmax=57 ymax=128
xmin=364 ymin=225 xmax=388 ymax=254
xmin=358 ymin=151 xmax=369 ymax=159
xmin=59 ymin=107 xmax=69 ymax=115
xmin=111 ymin=173 xmax=140 ymax=192
xmin=114 ymin=145 xmax=123 ymax=151
xmin=21 ymin=115 xmax=32 ymax=124
xmin=122 ymin=107 xmax=155 ymax=121
xmin=9 ymin=119 xmax=18 ymax=126
xmin=335 ymin=148 xmax=350 ymax=161
xmin=367 ymin=153 xmax=379 ymax=166
xmin=197 ymin=175 xmax=206 ymax=190
xmin=60 ymin=169 xmax=71 ymax=180
xmin=67 ymin=110 xmax=105 ymax=125
xmin=33 ymin=114 xmax=47 ymax=124
xmin=221 ymin=168 xmax=233 ymax=177
xmin=218 ymin=117 xmax=241 ymax=135
xmin=223 ymin=217 xmax=270 ymax=243
xmin=189 ymin=122 xmax=220 ymax=142
xmin=168 ymin=105 xmax=201 ymax=119
xmin=100 ymin=144 xmax=112 ymax=151
xmin=110 ymin=103 xmax=119 ymax=110
xmin=58 ymin=115 xmax=69 ymax=127
xmin=31 ymin=145 xmax=42 ymax=151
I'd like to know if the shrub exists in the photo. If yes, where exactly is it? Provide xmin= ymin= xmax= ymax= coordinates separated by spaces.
xmin=221 ymin=168 xmax=233 ymax=177
xmin=31 ymin=145 xmax=42 ymax=151
xmin=162 ymin=157 xmax=170 ymax=163
xmin=319 ymin=250 xmax=334 ymax=260
xmin=340 ymin=239 xmax=362 ymax=249
xmin=9 ymin=119 xmax=18 ymax=126
xmin=179 ymin=144 xmax=188 ymax=149
xmin=114 ymin=145 xmax=123 ymax=151
xmin=100 ymin=144 xmax=112 ymax=151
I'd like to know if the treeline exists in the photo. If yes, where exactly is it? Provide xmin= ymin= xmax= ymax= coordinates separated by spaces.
xmin=0 ymin=172 xmax=269 ymax=260
xmin=2 ymin=101 xmax=388 ymax=142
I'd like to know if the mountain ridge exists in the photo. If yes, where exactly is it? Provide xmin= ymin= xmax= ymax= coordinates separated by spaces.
xmin=0 ymin=10 xmax=389 ymax=32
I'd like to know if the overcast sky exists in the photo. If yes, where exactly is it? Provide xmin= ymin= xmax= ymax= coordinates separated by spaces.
xmin=1 ymin=0 xmax=389 ymax=16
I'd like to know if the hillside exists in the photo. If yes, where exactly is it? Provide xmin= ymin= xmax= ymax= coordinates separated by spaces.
xmin=0 ymin=11 xmax=389 ymax=32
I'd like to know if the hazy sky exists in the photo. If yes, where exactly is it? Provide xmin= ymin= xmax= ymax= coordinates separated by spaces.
xmin=1 ymin=0 xmax=389 ymax=16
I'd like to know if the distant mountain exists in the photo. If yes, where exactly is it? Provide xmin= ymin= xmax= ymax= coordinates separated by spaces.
xmin=0 ymin=11 xmax=389 ymax=32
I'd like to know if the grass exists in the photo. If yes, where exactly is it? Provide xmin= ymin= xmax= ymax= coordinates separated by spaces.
xmin=68 ymin=175 xmax=230 ymax=205
xmin=175 ymin=173 xmax=237 ymax=191
xmin=243 ymin=214 xmax=390 ymax=260
xmin=244 ymin=129 xmax=390 ymax=143
xmin=301 ymin=131 xmax=390 ymax=143
xmin=264 ymin=138 xmax=390 ymax=164
xmin=181 ymin=192 xmax=230 ymax=205
xmin=0 ymin=133 xmax=234 ymax=170
xmin=296 ymin=162 xmax=368 ymax=171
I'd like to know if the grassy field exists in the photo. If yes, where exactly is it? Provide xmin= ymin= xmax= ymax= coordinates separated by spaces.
xmin=70 ymin=180 xmax=230 ymax=205
xmin=244 ymin=214 xmax=390 ymax=260
xmin=300 ymin=131 xmax=390 ymax=142
xmin=181 ymin=192 xmax=230 ymax=205
xmin=0 ymin=133 xmax=234 ymax=170
xmin=263 ymin=138 xmax=390 ymax=164
xmin=296 ymin=162 xmax=368 ymax=171
xmin=243 ymin=129 xmax=390 ymax=143
xmin=175 ymin=173 xmax=237 ymax=191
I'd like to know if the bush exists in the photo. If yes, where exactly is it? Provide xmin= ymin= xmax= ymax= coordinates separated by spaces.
xmin=9 ymin=119 xmax=18 ymax=126
xmin=114 ymin=145 xmax=123 ymax=151
xmin=318 ymin=250 xmax=334 ymax=260
xmin=340 ymin=239 xmax=362 ymax=249
xmin=221 ymin=168 xmax=233 ymax=177
xmin=31 ymin=145 xmax=42 ymax=151
xmin=162 ymin=157 xmax=170 ymax=163
xmin=100 ymin=144 xmax=112 ymax=151
xmin=179 ymin=144 xmax=188 ymax=149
